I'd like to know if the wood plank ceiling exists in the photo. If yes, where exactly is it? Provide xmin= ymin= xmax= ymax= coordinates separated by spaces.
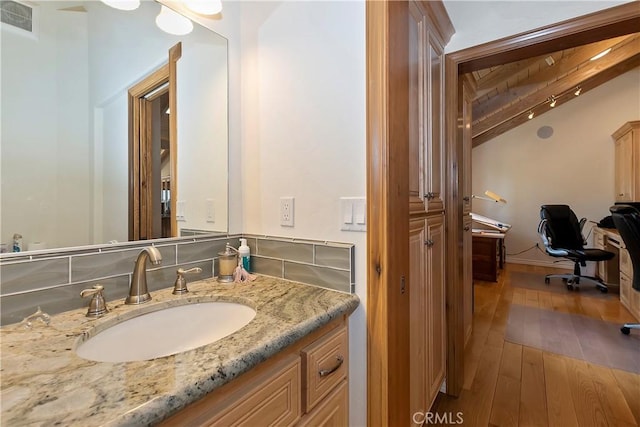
xmin=469 ymin=33 xmax=640 ymax=147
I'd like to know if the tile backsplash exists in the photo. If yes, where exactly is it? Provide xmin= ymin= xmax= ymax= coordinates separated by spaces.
xmin=0 ymin=234 xmax=354 ymax=325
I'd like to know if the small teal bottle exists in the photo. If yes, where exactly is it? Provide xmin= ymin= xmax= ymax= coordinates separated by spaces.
xmin=238 ymin=238 xmax=251 ymax=272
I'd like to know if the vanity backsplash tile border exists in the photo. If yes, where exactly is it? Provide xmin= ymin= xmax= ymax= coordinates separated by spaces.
xmin=0 ymin=234 xmax=354 ymax=325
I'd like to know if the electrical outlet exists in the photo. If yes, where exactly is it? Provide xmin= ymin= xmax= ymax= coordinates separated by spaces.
xmin=280 ymin=197 xmax=295 ymax=227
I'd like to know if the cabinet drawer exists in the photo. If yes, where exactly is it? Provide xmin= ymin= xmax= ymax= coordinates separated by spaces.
xmin=620 ymin=272 xmax=631 ymax=309
xmin=210 ymin=355 xmax=301 ymax=427
xmin=297 ymin=380 xmax=348 ymax=427
xmin=301 ymin=325 xmax=348 ymax=413
xmin=620 ymin=248 xmax=632 ymax=278
xmin=594 ymin=231 xmax=605 ymax=248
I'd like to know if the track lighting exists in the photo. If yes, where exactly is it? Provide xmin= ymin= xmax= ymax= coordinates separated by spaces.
xmin=528 ymin=111 xmax=534 ymax=120
xmin=549 ymin=96 xmax=556 ymax=108
xmin=590 ymin=48 xmax=611 ymax=61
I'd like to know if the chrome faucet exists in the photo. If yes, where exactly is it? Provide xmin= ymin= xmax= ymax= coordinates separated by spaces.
xmin=125 ymin=246 xmax=162 ymax=305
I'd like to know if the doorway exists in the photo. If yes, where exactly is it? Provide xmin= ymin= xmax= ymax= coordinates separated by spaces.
xmin=128 ymin=43 xmax=181 ymax=241
xmin=444 ymin=0 xmax=639 ymax=398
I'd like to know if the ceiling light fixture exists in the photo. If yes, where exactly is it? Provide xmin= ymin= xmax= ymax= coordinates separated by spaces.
xmin=549 ymin=96 xmax=557 ymax=108
xmin=590 ymin=48 xmax=611 ymax=61
xmin=184 ymin=0 xmax=222 ymax=15
xmin=528 ymin=111 xmax=534 ymax=120
xmin=156 ymin=5 xmax=193 ymax=35
xmin=100 ymin=0 xmax=140 ymax=11
xmin=574 ymin=87 xmax=582 ymax=96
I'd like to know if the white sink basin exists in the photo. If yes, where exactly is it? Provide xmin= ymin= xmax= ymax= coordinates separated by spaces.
xmin=75 ymin=302 xmax=256 ymax=363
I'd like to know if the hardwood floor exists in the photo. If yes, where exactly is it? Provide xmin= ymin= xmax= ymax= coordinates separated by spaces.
xmin=431 ymin=263 xmax=640 ymax=427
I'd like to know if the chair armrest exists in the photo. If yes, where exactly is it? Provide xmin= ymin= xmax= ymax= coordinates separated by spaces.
xmin=579 ymin=217 xmax=587 ymax=245
xmin=538 ymin=218 xmax=551 ymax=248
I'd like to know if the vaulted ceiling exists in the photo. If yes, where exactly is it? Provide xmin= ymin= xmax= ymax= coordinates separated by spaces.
xmin=468 ymin=33 xmax=640 ymax=147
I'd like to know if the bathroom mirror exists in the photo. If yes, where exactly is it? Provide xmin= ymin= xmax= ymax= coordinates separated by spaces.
xmin=0 ymin=0 xmax=228 ymax=253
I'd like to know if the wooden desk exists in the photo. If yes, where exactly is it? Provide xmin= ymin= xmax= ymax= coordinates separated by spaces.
xmin=472 ymin=233 xmax=505 ymax=282
xmin=593 ymin=226 xmax=639 ymax=321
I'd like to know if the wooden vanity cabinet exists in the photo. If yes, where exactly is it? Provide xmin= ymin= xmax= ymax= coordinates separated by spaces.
xmin=160 ymin=317 xmax=349 ymax=427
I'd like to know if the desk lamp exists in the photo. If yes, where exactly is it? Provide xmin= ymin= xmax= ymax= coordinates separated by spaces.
xmin=472 ymin=190 xmax=507 ymax=204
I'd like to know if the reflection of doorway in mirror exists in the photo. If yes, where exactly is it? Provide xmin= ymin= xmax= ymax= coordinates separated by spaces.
xmin=128 ymin=43 xmax=181 ymax=241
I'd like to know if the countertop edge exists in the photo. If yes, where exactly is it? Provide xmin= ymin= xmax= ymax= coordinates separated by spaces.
xmin=112 ymin=294 xmax=360 ymax=426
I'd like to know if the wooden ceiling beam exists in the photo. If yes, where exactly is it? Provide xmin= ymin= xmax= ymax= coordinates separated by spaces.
xmin=472 ymin=37 xmax=640 ymax=138
xmin=472 ymin=35 xmax=637 ymax=121
xmin=474 ymin=55 xmax=546 ymax=91
xmin=472 ymin=54 xmax=640 ymax=147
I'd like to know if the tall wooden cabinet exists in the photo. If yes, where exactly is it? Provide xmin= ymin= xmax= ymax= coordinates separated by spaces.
xmin=407 ymin=0 xmax=450 ymax=415
xmin=612 ymin=121 xmax=640 ymax=202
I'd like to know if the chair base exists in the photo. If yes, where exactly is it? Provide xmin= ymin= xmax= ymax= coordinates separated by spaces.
xmin=621 ymin=323 xmax=640 ymax=335
xmin=544 ymin=273 xmax=608 ymax=293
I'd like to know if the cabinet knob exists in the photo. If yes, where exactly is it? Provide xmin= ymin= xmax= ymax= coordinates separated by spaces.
xmin=424 ymin=192 xmax=435 ymax=200
xmin=464 ymin=226 xmax=470 ymax=231
xmin=463 ymin=196 xmax=470 ymax=202
xmin=425 ymin=239 xmax=435 ymax=247
xmin=619 ymin=193 xmax=625 ymax=197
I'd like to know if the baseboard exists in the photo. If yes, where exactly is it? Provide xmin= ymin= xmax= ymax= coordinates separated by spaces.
xmin=506 ymin=257 xmax=573 ymax=270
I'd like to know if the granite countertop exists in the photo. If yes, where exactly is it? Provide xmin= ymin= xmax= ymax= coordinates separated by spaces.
xmin=0 ymin=276 xmax=359 ymax=426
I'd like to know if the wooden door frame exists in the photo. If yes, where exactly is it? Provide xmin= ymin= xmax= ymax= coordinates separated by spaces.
xmin=366 ymin=1 xmax=410 ymax=425
xmin=443 ymin=2 xmax=640 ymax=396
xmin=128 ymin=42 xmax=181 ymax=241
xmin=366 ymin=0 xmax=454 ymax=424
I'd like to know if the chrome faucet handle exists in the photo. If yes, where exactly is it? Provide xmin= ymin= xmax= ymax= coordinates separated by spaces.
xmin=80 ymin=285 xmax=109 ymax=318
xmin=172 ymin=267 xmax=203 ymax=295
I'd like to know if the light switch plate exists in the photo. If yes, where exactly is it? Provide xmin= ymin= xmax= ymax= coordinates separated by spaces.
xmin=176 ymin=201 xmax=186 ymax=222
xmin=340 ymin=197 xmax=366 ymax=231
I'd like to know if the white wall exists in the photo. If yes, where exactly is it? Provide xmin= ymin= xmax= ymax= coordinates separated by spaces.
xmin=443 ymin=0 xmax=633 ymax=53
xmin=1 ymin=3 xmax=90 ymax=250
xmin=177 ymin=38 xmax=228 ymax=232
xmin=472 ymin=68 xmax=640 ymax=269
xmin=237 ymin=2 xmax=367 ymax=425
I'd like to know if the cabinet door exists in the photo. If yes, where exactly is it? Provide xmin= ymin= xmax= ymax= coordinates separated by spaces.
xmin=211 ymin=356 xmax=301 ymax=427
xmin=409 ymin=217 xmax=428 ymax=417
xmin=615 ymin=131 xmax=634 ymax=202
xmin=407 ymin=0 xmax=445 ymax=215
xmin=297 ymin=381 xmax=348 ymax=427
xmin=426 ymin=213 xmax=446 ymax=400
xmin=424 ymin=35 xmax=445 ymax=213
xmin=408 ymin=0 xmax=426 ymax=215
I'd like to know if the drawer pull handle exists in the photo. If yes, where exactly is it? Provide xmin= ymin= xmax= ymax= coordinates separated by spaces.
xmin=319 ymin=355 xmax=344 ymax=377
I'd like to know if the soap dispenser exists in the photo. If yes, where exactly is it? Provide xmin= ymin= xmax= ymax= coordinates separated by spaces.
xmin=217 ymin=243 xmax=238 ymax=283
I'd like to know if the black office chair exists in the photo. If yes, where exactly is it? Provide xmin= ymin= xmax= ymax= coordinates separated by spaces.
xmin=538 ymin=204 xmax=614 ymax=292
xmin=609 ymin=205 xmax=640 ymax=335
